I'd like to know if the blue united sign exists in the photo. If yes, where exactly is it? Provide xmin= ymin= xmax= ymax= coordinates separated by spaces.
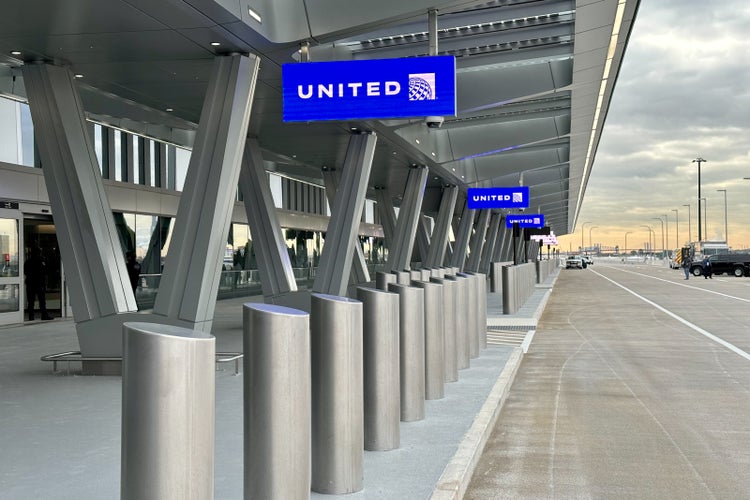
xmin=282 ymin=56 xmax=456 ymax=122
xmin=506 ymin=214 xmax=545 ymax=228
xmin=467 ymin=187 xmax=530 ymax=210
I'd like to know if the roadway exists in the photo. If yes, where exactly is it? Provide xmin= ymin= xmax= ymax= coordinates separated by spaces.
xmin=467 ymin=259 xmax=750 ymax=499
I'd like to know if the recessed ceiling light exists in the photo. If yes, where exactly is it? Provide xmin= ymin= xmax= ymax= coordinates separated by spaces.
xmin=248 ymin=7 xmax=262 ymax=23
xmin=74 ymin=74 xmax=84 ymax=78
xmin=415 ymin=139 xmax=420 ymax=144
xmin=11 ymin=51 xmax=21 ymax=56
xmin=392 ymin=151 xmax=397 ymax=155
xmin=165 ymin=108 xmax=173 ymax=112
xmin=211 ymin=42 xmax=221 ymax=47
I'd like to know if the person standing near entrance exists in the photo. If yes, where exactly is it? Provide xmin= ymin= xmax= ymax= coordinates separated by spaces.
xmin=681 ymin=254 xmax=692 ymax=280
xmin=25 ymin=246 xmax=52 ymax=321
xmin=702 ymin=255 xmax=713 ymax=279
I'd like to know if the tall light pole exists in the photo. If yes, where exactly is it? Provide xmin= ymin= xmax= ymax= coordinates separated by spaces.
xmin=682 ymin=203 xmax=692 ymax=243
xmin=651 ymin=217 xmax=664 ymax=254
xmin=693 ymin=157 xmax=707 ymax=241
xmin=663 ymin=213 xmax=669 ymax=252
xmin=581 ymin=221 xmax=592 ymax=254
xmin=672 ymin=208 xmax=679 ymax=248
xmin=717 ymin=189 xmax=728 ymax=245
xmin=624 ymin=231 xmax=632 ymax=254
xmin=641 ymin=225 xmax=654 ymax=254
xmin=589 ymin=226 xmax=599 ymax=254
xmin=700 ymin=197 xmax=708 ymax=237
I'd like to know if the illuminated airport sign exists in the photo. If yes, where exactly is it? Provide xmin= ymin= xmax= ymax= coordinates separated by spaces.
xmin=282 ymin=56 xmax=456 ymax=122
xmin=467 ymin=187 xmax=530 ymax=209
xmin=506 ymin=214 xmax=545 ymax=228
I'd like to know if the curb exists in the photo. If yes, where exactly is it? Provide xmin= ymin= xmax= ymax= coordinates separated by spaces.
xmin=430 ymin=347 xmax=524 ymax=500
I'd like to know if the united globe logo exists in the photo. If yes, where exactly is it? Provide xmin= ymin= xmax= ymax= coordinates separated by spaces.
xmin=408 ymin=73 xmax=436 ymax=101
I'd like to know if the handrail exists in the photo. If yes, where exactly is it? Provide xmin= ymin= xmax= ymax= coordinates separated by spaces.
xmin=41 ymin=351 xmax=243 ymax=375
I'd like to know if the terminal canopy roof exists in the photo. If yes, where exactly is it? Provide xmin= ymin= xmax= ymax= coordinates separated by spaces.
xmin=0 ymin=0 xmax=640 ymax=236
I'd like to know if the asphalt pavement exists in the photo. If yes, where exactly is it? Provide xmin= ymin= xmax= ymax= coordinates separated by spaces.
xmin=466 ymin=259 xmax=750 ymax=499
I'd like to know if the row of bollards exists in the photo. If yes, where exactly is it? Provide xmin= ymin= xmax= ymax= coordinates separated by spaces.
xmin=120 ymin=266 xmax=488 ymax=500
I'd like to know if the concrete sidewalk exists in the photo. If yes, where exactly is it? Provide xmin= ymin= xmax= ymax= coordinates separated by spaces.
xmin=0 ymin=269 xmax=559 ymax=499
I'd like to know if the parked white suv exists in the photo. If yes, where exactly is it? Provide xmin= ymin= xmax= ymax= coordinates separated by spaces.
xmin=566 ymin=256 xmax=584 ymax=269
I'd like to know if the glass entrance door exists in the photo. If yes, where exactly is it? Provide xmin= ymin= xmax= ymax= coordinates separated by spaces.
xmin=23 ymin=216 xmax=62 ymax=321
xmin=0 ymin=209 xmax=23 ymax=325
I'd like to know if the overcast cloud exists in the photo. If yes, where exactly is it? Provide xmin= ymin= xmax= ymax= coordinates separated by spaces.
xmin=559 ymin=0 xmax=750 ymax=252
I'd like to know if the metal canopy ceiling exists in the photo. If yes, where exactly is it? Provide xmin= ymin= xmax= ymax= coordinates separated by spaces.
xmin=0 ymin=0 xmax=640 ymax=236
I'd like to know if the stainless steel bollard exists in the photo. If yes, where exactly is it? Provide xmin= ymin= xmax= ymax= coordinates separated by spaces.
xmin=474 ymin=272 xmax=487 ymax=349
xmin=357 ymin=287 xmax=400 ymax=451
xmin=376 ymin=271 xmax=397 ymax=291
xmin=387 ymin=283 xmax=425 ymax=421
xmin=452 ymin=275 xmax=470 ymax=369
xmin=243 ymin=303 xmax=310 ymax=500
xmin=310 ymin=293 xmax=364 ymax=494
xmin=396 ymin=270 xmax=411 ymax=285
xmin=458 ymin=272 xmax=479 ymax=358
xmin=413 ymin=279 xmax=445 ymax=400
xmin=121 ymin=322 xmax=215 ymax=500
xmin=432 ymin=277 xmax=457 ymax=382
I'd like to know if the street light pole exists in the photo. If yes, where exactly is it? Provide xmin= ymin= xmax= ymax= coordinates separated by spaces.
xmin=682 ymin=204 xmax=692 ymax=243
xmin=663 ymin=213 xmax=669 ymax=252
xmin=717 ymin=189 xmax=728 ymax=245
xmin=672 ymin=209 xmax=679 ymax=248
xmin=624 ymin=231 xmax=632 ymax=255
xmin=641 ymin=225 xmax=654 ymax=254
xmin=581 ymin=221 xmax=592 ymax=254
xmin=651 ymin=217 xmax=664 ymax=254
xmin=693 ymin=157 xmax=707 ymax=241
xmin=700 ymin=197 xmax=707 ymax=237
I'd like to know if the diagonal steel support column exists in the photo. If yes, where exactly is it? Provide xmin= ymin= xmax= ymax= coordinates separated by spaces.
xmin=22 ymin=63 xmax=136 ymax=323
xmin=239 ymin=138 xmax=297 ymax=298
xmin=386 ymin=166 xmax=429 ymax=273
xmin=424 ymin=186 xmax=458 ymax=268
xmin=466 ymin=209 xmax=491 ymax=272
xmin=153 ymin=54 xmax=259 ymax=330
xmin=313 ymin=133 xmax=377 ymax=296
xmin=375 ymin=188 xmax=397 ymax=247
xmin=322 ymin=168 xmax=371 ymax=285
xmin=493 ymin=218 xmax=507 ymax=262
xmin=480 ymin=212 xmax=502 ymax=274
xmin=414 ymin=214 xmax=431 ymax=265
xmin=450 ymin=201 xmax=475 ymax=271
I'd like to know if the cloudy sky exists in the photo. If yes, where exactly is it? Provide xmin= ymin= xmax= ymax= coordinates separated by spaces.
xmin=557 ymin=0 xmax=750 ymax=253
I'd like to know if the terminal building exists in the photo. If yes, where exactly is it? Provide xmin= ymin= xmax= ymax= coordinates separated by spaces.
xmin=0 ymin=0 xmax=639 ymax=497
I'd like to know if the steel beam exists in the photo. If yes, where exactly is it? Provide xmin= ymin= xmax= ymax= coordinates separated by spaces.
xmin=313 ymin=133 xmax=377 ymax=296
xmin=153 ymin=54 xmax=258 ymax=330
xmin=239 ymin=138 xmax=297 ymax=298
xmin=386 ymin=166 xmax=429 ymax=272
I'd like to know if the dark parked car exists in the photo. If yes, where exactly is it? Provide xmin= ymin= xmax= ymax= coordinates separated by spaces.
xmin=690 ymin=253 xmax=750 ymax=277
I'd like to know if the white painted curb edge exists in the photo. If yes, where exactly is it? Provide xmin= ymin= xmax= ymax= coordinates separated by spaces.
xmin=429 ymin=347 xmax=524 ymax=500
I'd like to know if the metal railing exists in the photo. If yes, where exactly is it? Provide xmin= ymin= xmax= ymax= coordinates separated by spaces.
xmin=41 ymin=350 xmax=243 ymax=375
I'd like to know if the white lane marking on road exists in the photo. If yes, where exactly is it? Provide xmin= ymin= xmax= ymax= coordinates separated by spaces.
xmin=591 ymin=268 xmax=750 ymax=362
xmin=606 ymin=266 xmax=750 ymax=304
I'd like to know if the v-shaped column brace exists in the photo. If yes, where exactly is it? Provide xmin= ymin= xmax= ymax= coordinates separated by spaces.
xmin=321 ymin=168 xmax=371 ymax=285
xmin=312 ymin=133 xmax=377 ymax=296
xmin=239 ymin=138 xmax=297 ymax=298
xmin=480 ymin=212 xmax=502 ymax=273
xmin=450 ymin=201 xmax=475 ymax=271
xmin=375 ymin=189 xmax=397 ymax=247
xmin=22 ymin=63 xmax=136 ymax=321
xmin=153 ymin=54 xmax=259 ymax=330
xmin=466 ymin=209 xmax=491 ymax=272
xmin=424 ymin=186 xmax=458 ymax=268
xmin=386 ymin=166 xmax=429 ymax=273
